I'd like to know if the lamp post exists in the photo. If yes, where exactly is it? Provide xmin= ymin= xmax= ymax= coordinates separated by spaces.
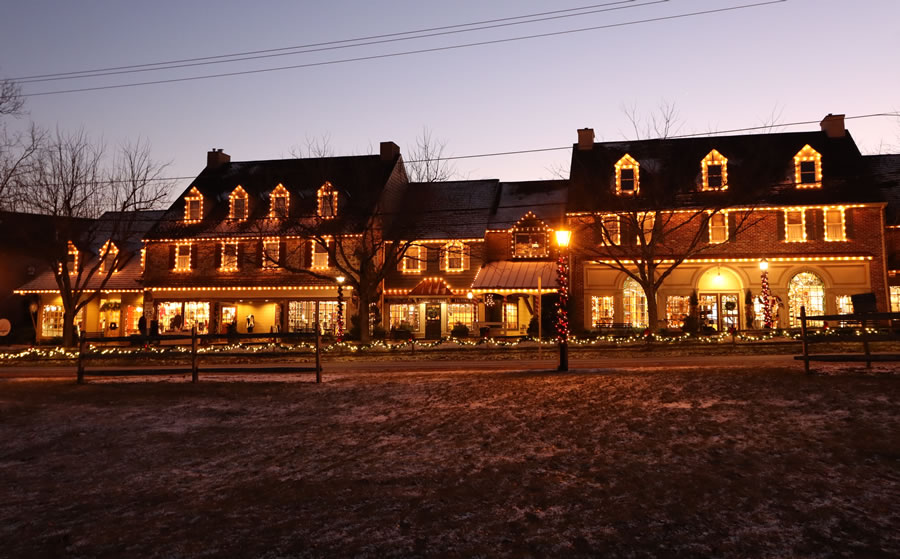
xmin=555 ymin=229 xmax=572 ymax=372
xmin=759 ymin=259 xmax=772 ymax=328
xmin=336 ymin=275 xmax=346 ymax=342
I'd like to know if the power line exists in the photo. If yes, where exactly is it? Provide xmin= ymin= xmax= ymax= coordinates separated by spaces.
xmin=25 ymin=1 xmax=787 ymax=97
xmin=16 ymin=0 xmax=654 ymax=84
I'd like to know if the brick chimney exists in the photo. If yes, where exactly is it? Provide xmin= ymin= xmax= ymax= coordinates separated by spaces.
xmin=577 ymin=128 xmax=595 ymax=151
xmin=380 ymin=141 xmax=400 ymax=161
xmin=820 ymin=114 xmax=846 ymax=138
xmin=207 ymin=148 xmax=231 ymax=169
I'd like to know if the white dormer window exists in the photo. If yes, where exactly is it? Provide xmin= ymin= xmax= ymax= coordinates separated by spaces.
xmin=317 ymin=182 xmax=338 ymax=218
xmin=66 ymin=242 xmax=79 ymax=275
xmin=441 ymin=241 xmax=469 ymax=272
xmin=229 ymin=186 xmax=248 ymax=221
xmin=701 ymin=149 xmax=728 ymax=191
xmin=100 ymin=241 xmax=119 ymax=273
xmin=184 ymin=187 xmax=203 ymax=223
xmin=511 ymin=213 xmax=549 ymax=258
xmin=269 ymin=184 xmax=290 ymax=218
xmin=615 ymin=154 xmax=639 ymax=195
xmin=794 ymin=145 xmax=822 ymax=188
xmin=400 ymin=244 xmax=426 ymax=272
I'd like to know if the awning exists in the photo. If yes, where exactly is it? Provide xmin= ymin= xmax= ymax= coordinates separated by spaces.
xmin=408 ymin=278 xmax=456 ymax=297
xmin=471 ymin=261 xmax=558 ymax=291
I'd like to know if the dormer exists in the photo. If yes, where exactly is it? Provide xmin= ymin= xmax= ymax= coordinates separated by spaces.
xmin=317 ymin=182 xmax=337 ymax=219
xmin=184 ymin=187 xmax=203 ymax=223
xmin=229 ymin=186 xmax=248 ymax=221
xmin=794 ymin=145 xmax=822 ymax=188
xmin=99 ymin=241 xmax=119 ymax=273
xmin=615 ymin=154 xmax=639 ymax=195
xmin=701 ymin=149 xmax=728 ymax=191
xmin=269 ymin=184 xmax=290 ymax=218
xmin=65 ymin=241 xmax=79 ymax=275
xmin=511 ymin=212 xmax=549 ymax=258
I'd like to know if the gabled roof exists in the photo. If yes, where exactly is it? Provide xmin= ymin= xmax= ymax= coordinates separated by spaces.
xmin=397 ymin=180 xmax=500 ymax=239
xmin=489 ymin=180 xmax=568 ymax=230
xmin=146 ymin=154 xmax=401 ymax=240
xmin=569 ymin=130 xmax=871 ymax=212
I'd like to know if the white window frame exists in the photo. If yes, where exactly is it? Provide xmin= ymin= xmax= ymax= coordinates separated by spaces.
xmin=401 ymin=244 xmax=426 ymax=273
xmin=615 ymin=154 xmax=639 ymax=195
xmin=184 ymin=187 xmax=203 ymax=223
xmin=312 ymin=240 xmax=329 ymax=269
xmin=823 ymin=207 xmax=846 ymax=242
xmin=175 ymin=244 xmax=192 ymax=271
xmin=441 ymin=241 xmax=469 ymax=272
xmin=263 ymin=238 xmax=280 ymax=269
xmin=785 ymin=209 xmax=806 ymax=242
xmin=221 ymin=241 xmax=239 ymax=271
xmin=229 ymin=186 xmax=248 ymax=221
xmin=709 ymin=212 xmax=728 ymax=243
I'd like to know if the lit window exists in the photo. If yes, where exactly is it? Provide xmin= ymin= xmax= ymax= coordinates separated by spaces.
xmin=263 ymin=238 xmax=280 ymax=269
xmin=184 ymin=187 xmax=203 ymax=223
xmin=401 ymin=244 xmax=426 ymax=272
xmin=514 ymin=232 xmax=547 ymax=258
xmin=601 ymin=215 xmax=620 ymax=245
xmin=229 ymin=186 xmax=248 ymax=221
xmin=100 ymin=241 xmax=119 ymax=274
xmin=890 ymin=286 xmax=900 ymax=313
xmin=447 ymin=303 xmax=476 ymax=331
xmin=788 ymin=272 xmax=825 ymax=327
xmin=701 ymin=149 xmax=728 ymax=191
xmin=317 ymin=182 xmax=337 ymax=218
xmin=175 ymin=244 xmax=192 ymax=271
xmin=623 ymin=277 xmax=648 ymax=328
xmin=785 ymin=209 xmax=805 ymax=242
xmin=221 ymin=241 xmax=239 ymax=271
xmin=312 ymin=240 xmax=329 ymax=269
xmin=591 ymin=295 xmax=614 ymax=327
xmin=637 ymin=212 xmax=655 ymax=244
xmin=66 ymin=242 xmax=79 ymax=274
xmin=42 ymin=305 xmax=64 ymax=338
xmin=709 ymin=212 xmax=728 ymax=243
xmin=615 ymin=154 xmax=639 ymax=195
xmin=269 ymin=184 xmax=290 ymax=218
xmin=835 ymin=295 xmax=854 ymax=326
xmin=794 ymin=145 xmax=822 ymax=188
xmin=441 ymin=241 xmax=469 ymax=272
xmin=390 ymin=304 xmax=420 ymax=331
xmin=503 ymin=302 xmax=518 ymax=330
xmin=824 ymin=207 xmax=846 ymax=241
xmin=666 ymin=295 xmax=691 ymax=329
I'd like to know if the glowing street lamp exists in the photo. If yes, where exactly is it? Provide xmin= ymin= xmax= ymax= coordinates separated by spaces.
xmin=555 ymin=230 xmax=571 ymax=372
xmin=336 ymin=275 xmax=346 ymax=342
xmin=759 ymin=259 xmax=772 ymax=328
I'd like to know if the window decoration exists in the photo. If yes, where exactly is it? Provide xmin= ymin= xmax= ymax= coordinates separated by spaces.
xmin=709 ymin=212 xmax=728 ymax=243
xmin=511 ymin=213 xmax=549 ymax=258
xmin=637 ymin=212 xmax=655 ymax=244
xmin=317 ymin=182 xmax=337 ymax=218
xmin=65 ymin=242 xmax=79 ymax=274
xmin=184 ymin=187 xmax=203 ymax=223
xmin=623 ymin=277 xmax=648 ymax=328
xmin=441 ymin=241 xmax=469 ymax=272
xmin=390 ymin=304 xmax=421 ymax=331
xmin=401 ymin=244 xmax=426 ymax=273
xmin=312 ymin=240 xmax=329 ymax=269
xmin=591 ymin=295 xmax=614 ymax=327
xmin=788 ymin=272 xmax=825 ymax=327
xmin=784 ymin=209 xmax=806 ymax=242
xmin=666 ymin=295 xmax=691 ymax=329
xmin=823 ymin=207 xmax=846 ymax=241
xmin=615 ymin=154 xmax=639 ymax=195
xmin=794 ymin=145 xmax=822 ymax=188
xmin=701 ymin=149 xmax=728 ymax=190
xmin=229 ymin=186 xmax=248 ymax=221
xmin=600 ymin=215 xmax=620 ymax=245
xmin=262 ymin=238 xmax=280 ymax=269
xmin=269 ymin=184 xmax=290 ymax=218
xmin=99 ymin=241 xmax=119 ymax=273
xmin=42 ymin=305 xmax=65 ymax=338
xmin=220 ymin=241 xmax=239 ymax=271
xmin=175 ymin=244 xmax=192 ymax=271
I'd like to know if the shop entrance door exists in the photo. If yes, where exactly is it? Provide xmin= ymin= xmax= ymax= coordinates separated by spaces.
xmin=699 ymin=292 xmax=740 ymax=332
xmin=425 ymin=303 xmax=442 ymax=339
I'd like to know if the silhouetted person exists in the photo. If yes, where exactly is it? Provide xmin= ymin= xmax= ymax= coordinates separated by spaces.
xmin=138 ymin=315 xmax=147 ymax=337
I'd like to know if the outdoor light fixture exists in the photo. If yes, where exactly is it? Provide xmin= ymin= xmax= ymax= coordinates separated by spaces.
xmin=555 ymin=230 xmax=571 ymax=372
xmin=467 ymin=291 xmax=474 ymax=299
xmin=336 ymin=276 xmax=346 ymax=342
xmin=759 ymin=259 xmax=772 ymax=328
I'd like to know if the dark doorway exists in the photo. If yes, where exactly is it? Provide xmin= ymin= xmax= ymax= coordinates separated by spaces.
xmin=425 ymin=303 xmax=442 ymax=339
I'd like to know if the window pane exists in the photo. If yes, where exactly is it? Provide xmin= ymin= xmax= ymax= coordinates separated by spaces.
xmin=666 ymin=295 xmax=691 ymax=329
xmin=390 ymin=304 xmax=420 ymax=331
xmin=591 ymin=295 xmax=614 ymax=327
xmin=800 ymin=161 xmax=816 ymax=183
xmin=707 ymin=165 xmax=722 ymax=188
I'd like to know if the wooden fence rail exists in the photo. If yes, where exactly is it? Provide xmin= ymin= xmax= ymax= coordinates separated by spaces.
xmin=796 ymin=306 xmax=900 ymax=373
xmin=76 ymin=325 xmax=322 ymax=384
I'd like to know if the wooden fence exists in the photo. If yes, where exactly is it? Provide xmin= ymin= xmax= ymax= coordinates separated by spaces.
xmin=75 ymin=326 xmax=322 ymax=384
xmin=796 ymin=306 xmax=900 ymax=373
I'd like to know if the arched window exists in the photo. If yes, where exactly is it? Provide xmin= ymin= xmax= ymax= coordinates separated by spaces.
xmin=794 ymin=145 xmax=822 ymax=188
xmin=269 ymin=184 xmax=290 ymax=218
xmin=701 ymin=149 xmax=728 ymax=191
xmin=788 ymin=272 xmax=825 ymax=327
xmin=622 ymin=277 xmax=648 ymax=328
xmin=229 ymin=186 xmax=248 ymax=221
xmin=184 ymin=187 xmax=203 ymax=223
xmin=441 ymin=241 xmax=469 ymax=272
xmin=317 ymin=182 xmax=337 ymax=218
xmin=615 ymin=154 xmax=639 ymax=195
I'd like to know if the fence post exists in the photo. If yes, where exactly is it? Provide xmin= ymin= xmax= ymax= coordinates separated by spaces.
xmin=800 ymin=305 xmax=810 ymax=374
xmin=315 ymin=321 xmax=322 ymax=384
xmin=76 ymin=332 xmax=86 ymax=384
xmin=191 ymin=326 xmax=199 ymax=383
xmin=861 ymin=316 xmax=871 ymax=369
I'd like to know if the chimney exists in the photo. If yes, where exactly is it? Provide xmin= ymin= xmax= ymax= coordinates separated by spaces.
xmin=577 ymin=128 xmax=595 ymax=151
xmin=380 ymin=141 xmax=400 ymax=161
xmin=207 ymin=148 xmax=231 ymax=169
xmin=820 ymin=114 xmax=846 ymax=138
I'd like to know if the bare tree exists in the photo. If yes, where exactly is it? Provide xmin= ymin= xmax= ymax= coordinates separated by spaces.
xmin=0 ymin=78 xmax=25 ymax=117
xmin=620 ymin=100 xmax=682 ymax=140
xmin=0 ymin=78 xmax=43 ymax=210
xmin=20 ymin=130 xmax=170 ymax=346
xmin=290 ymin=134 xmax=334 ymax=159
xmin=405 ymin=127 xmax=457 ymax=182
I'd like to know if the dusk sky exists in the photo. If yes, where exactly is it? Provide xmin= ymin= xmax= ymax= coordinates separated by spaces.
xmin=2 ymin=0 xmax=898 ymax=196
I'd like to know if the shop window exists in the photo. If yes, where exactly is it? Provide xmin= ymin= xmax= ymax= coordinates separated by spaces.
xmin=701 ymin=149 xmax=728 ymax=190
xmin=288 ymin=300 xmax=339 ymax=334
xmin=503 ymin=302 xmax=518 ymax=330
xmin=623 ymin=277 xmax=648 ymax=328
xmin=615 ymin=154 xmax=639 ymax=195
xmin=269 ymin=184 xmax=289 ymax=218
xmin=794 ymin=145 xmax=822 ymax=188
xmin=184 ymin=187 xmax=203 ymax=222
xmin=891 ymin=286 xmax=900 ymax=313
xmin=42 ymin=305 xmax=64 ymax=338
xmin=666 ymin=295 xmax=691 ymax=329
xmin=447 ymin=303 xmax=476 ymax=331
xmin=788 ymin=272 xmax=825 ymax=327
xmin=785 ymin=210 xmax=806 ymax=242
xmin=513 ymin=232 xmax=548 ymax=258
xmin=835 ymin=295 xmax=854 ymax=327
xmin=824 ymin=207 xmax=846 ymax=241
xmin=318 ymin=182 xmax=337 ymax=218
xmin=157 ymin=302 xmax=209 ymax=334
xmin=229 ymin=186 xmax=248 ymax=221
xmin=390 ymin=304 xmax=420 ymax=331
xmin=591 ymin=295 xmax=614 ymax=327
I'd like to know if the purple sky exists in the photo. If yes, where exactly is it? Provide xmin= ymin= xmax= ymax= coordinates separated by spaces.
xmin=2 ymin=0 xmax=898 ymax=197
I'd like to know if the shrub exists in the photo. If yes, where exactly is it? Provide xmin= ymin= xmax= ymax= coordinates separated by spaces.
xmin=450 ymin=323 xmax=469 ymax=338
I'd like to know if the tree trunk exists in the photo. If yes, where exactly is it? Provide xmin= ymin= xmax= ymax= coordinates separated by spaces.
xmin=646 ymin=293 xmax=660 ymax=335
xmin=62 ymin=307 xmax=77 ymax=348
xmin=357 ymin=289 xmax=371 ymax=343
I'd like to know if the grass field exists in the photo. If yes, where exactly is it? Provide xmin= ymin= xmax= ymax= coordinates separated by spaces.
xmin=1 ymin=365 xmax=898 ymax=558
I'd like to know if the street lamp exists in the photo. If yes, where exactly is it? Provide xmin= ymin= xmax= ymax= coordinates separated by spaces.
xmin=555 ymin=229 xmax=572 ymax=371
xmin=759 ymin=259 xmax=772 ymax=328
xmin=336 ymin=275 xmax=346 ymax=342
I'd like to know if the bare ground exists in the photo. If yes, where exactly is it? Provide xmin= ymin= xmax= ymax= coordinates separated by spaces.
xmin=0 ymin=365 xmax=898 ymax=558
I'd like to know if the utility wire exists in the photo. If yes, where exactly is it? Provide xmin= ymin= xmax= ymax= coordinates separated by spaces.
xmin=17 ymin=0 xmax=655 ymax=83
xmin=25 ymin=1 xmax=786 ymax=97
